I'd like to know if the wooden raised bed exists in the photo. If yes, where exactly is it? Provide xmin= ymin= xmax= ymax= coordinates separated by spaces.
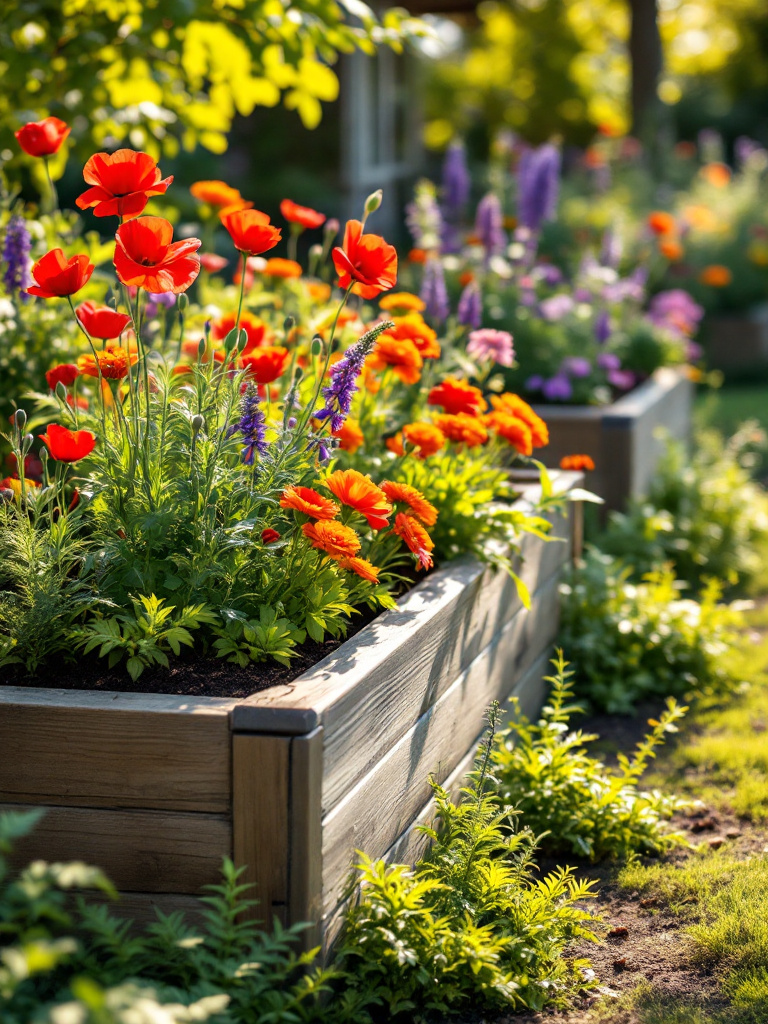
xmin=533 ymin=367 xmax=693 ymax=512
xmin=0 ymin=472 xmax=582 ymax=948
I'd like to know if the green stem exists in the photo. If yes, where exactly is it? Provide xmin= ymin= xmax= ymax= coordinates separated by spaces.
xmin=67 ymin=296 xmax=108 ymax=442
xmin=43 ymin=157 xmax=58 ymax=214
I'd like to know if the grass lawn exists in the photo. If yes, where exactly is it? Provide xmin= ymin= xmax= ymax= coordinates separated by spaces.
xmin=697 ymin=383 xmax=768 ymax=440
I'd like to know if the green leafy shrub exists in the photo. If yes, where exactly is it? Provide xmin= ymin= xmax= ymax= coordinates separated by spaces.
xmin=338 ymin=705 xmax=599 ymax=1017
xmin=559 ymin=550 xmax=743 ymax=713
xmin=492 ymin=654 xmax=688 ymax=861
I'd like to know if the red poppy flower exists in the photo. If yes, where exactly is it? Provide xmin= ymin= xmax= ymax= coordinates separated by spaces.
xmin=261 ymin=528 xmax=281 ymax=544
xmin=211 ymin=311 xmax=272 ymax=352
xmin=428 ymin=378 xmax=486 ymax=416
xmin=27 ymin=249 xmax=94 ymax=299
xmin=45 ymin=363 xmax=80 ymax=390
xmin=221 ymin=209 xmax=282 ymax=256
xmin=41 ymin=423 xmax=96 ymax=463
xmin=200 ymin=253 xmax=229 ymax=273
xmin=114 ymin=217 xmax=201 ymax=293
xmin=240 ymin=346 xmax=290 ymax=384
xmin=15 ymin=117 xmax=70 ymax=157
xmin=280 ymin=199 xmax=326 ymax=230
xmin=76 ymin=150 xmax=173 ymax=220
xmin=332 ymin=220 xmax=398 ymax=299
xmin=75 ymin=301 xmax=132 ymax=340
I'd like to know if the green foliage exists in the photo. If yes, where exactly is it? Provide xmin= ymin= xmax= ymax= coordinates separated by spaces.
xmin=493 ymin=654 xmax=688 ymax=861
xmin=600 ymin=427 xmax=768 ymax=593
xmin=559 ymin=551 xmax=742 ymax=713
xmin=338 ymin=704 xmax=599 ymax=1017
xmin=212 ymin=605 xmax=306 ymax=668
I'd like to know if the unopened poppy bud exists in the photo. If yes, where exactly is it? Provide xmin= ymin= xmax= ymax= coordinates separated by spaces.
xmin=55 ymin=381 xmax=68 ymax=402
xmin=197 ymin=337 xmax=207 ymax=359
xmin=177 ymin=293 xmax=188 ymax=311
xmin=364 ymin=189 xmax=383 ymax=215
xmin=324 ymin=219 xmax=339 ymax=238
xmin=311 ymin=336 xmax=323 ymax=356
xmin=14 ymin=409 xmax=26 ymax=431
xmin=224 ymin=327 xmax=245 ymax=354
xmin=284 ymin=316 xmax=295 ymax=332
xmin=191 ymin=414 xmax=204 ymax=434
xmin=22 ymin=433 xmax=34 ymax=457
xmin=309 ymin=244 xmax=323 ymax=260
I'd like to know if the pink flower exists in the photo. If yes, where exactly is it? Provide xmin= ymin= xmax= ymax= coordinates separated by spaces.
xmin=466 ymin=328 xmax=515 ymax=367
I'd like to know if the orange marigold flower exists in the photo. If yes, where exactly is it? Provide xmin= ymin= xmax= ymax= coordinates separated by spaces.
xmin=77 ymin=344 xmax=137 ymax=380
xmin=428 ymin=377 xmax=486 ymax=416
xmin=337 ymin=556 xmax=379 ymax=583
xmin=302 ymin=520 xmax=361 ymax=559
xmin=701 ymin=162 xmax=731 ymax=188
xmin=27 ymin=249 xmax=94 ymax=299
xmin=324 ymin=469 xmax=391 ymax=530
xmin=240 ymin=346 xmax=290 ymax=384
xmin=407 ymin=248 xmax=427 ymax=264
xmin=379 ymin=292 xmax=426 ymax=314
xmin=221 ymin=209 xmax=282 ymax=256
xmin=307 ymin=281 xmax=332 ymax=303
xmin=560 ymin=454 xmax=595 ymax=471
xmin=486 ymin=412 xmax=533 ymax=455
xmin=390 ymin=422 xmax=446 ymax=459
xmin=332 ymin=220 xmax=398 ymax=299
xmin=659 ymin=239 xmax=684 ymax=262
xmin=393 ymin=512 xmax=434 ymax=571
xmin=280 ymin=199 xmax=326 ymax=230
xmin=433 ymin=412 xmax=489 ymax=447
xmin=700 ymin=264 xmax=732 ymax=287
xmin=263 ymin=257 xmax=303 ymax=279
xmin=489 ymin=393 xmax=548 ymax=447
xmin=647 ymin=211 xmax=676 ymax=236
xmin=368 ymin=335 xmax=423 ymax=385
xmin=333 ymin=419 xmax=364 ymax=453
xmin=15 ymin=117 xmax=70 ymax=157
xmin=211 ymin=311 xmax=272 ymax=352
xmin=114 ymin=216 xmax=201 ymax=293
xmin=382 ymin=314 xmax=440 ymax=359
xmin=77 ymin=150 xmax=173 ymax=220
xmin=280 ymin=485 xmax=339 ymax=520
xmin=40 ymin=423 xmax=96 ymax=463
xmin=380 ymin=480 xmax=438 ymax=526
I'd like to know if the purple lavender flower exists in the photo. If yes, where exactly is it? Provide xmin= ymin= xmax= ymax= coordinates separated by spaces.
xmin=457 ymin=281 xmax=482 ymax=329
xmin=2 ymin=215 xmax=32 ymax=298
xmin=595 ymin=309 xmax=612 ymax=344
xmin=234 ymin=382 xmax=268 ymax=465
xmin=597 ymin=352 xmax=621 ymax=372
xmin=561 ymin=356 xmax=591 ymax=379
xmin=474 ymin=193 xmax=505 ymax=258
xmin=421 ymin=258 xmax=449 ymax=322
xmin=573 ymin=288 xmax=592 ymax=303
xmin=145 ymin=291 xmax=176 ymax=317
xmin=542 ymin=374 xmax=573 ymax=401
xmin=646 ymin=289 xmax=704 ymax=338
xmin=442 ymin=141 xmax=471 ymax=216
xmin=608 ymin=368 xmax=636 ymax=391
xmin=517 ymin=144 xmax=561 ymax=231
xmin=536 ymin=263 xmax=563 ymax=286
xmin=539 ymin=293 xmax=575 ymax=321
xmin=526 ymin=374 xmax=544 ymax=391
xmin=314 ymin=322 xmax=389 ymax=431
xmin=467 ymin=328 xmax=515 ymax=367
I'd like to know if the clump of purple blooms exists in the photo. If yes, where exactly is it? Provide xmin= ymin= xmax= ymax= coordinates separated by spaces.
xmin=315 ymin=321 xmax=392 ymax=431
xmin=234 ymin=382 xmax=268 ymax=465
xmin=441 ymin=142 xmax=471 ymax=253
xmin=2 ymin=215 xmax=32 ymax=298
xmin=467 ymin=328 xmax=515 ymax=367
xmin=421 ymin=258 xmax=450 ymax=323
xmin=517 ymin=143 xmax=561 ymax=232
xmin=146 ymin=291 xmax=176 ymax=317
xmin=539 ymin=293 xmax=575 ymax=322
xmin=457 ymin=281 xmax=482 ymax=329
xmin=646 ymin=289 xmax=704 ymax=339
xmin=474 ymin=193 xmax=505 ymax=259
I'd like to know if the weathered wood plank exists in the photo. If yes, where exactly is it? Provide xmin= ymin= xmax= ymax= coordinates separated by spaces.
xmin=318 ymin=575 xmax=561 ymax=916
xmin=81 ymin=891 xmax=208 ymax=929
xmin=0 ymin=704 xmax=232 ymax=812
xmin=289 ymin=727 xmax=324 ymax=949
xmin=4 ymin=804 xmax=231 ymax=893
xmin=232 ymin=734 xmax=290 ymax=926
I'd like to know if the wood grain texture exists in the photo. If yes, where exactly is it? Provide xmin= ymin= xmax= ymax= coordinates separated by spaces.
xmin=318 ymin=574 xmax=561 ymax=915
xmin=81 ymin=891 xmax=208 ymax=929
xmin=0 ymin=703 xmax=232 ymax=812
xmin=233 ymin=734 xmax=290 ymax=927
xmin=289 ymin=727 xmax=324 ymax=949
xmin=4 ymin=804 xmax=230 ymax=893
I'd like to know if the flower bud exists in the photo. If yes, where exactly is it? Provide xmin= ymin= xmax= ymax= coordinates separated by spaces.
xmin=55 ymin=381 xmax=68 ymax=402
xmin=191 ymin=414 xmax=205 ymax=435
xmin=311 ymin=336 xmax=323 ymax=356
xmin=324 ymin=219 xmax=340 ymax=238
xmin=224 ymin=327 xmax=245 ymax=354
xmin=22 ymin=433 xmax=34 ymax=457
xmin=177 ymin=293 xmax=188 ymax=311
xmin=14 ymin=409 xmax=27 ymax=431
xmin=309 ymin=244 xmax=323 ymax=260
xmin=197 ymin=337 xmax=207 ymax=359
xmin=364 ymin=190 xmax=383 ymax=215
xmin=284 ymin=316 xmax=295 ymax=332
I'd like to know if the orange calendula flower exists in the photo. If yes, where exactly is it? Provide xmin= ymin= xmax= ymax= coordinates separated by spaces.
xmin=302 ymin=520 xmax=361 ymax=559
xmin=77 ymin=344 xmax=137 ymax=380
xmin=211 ymin=311 xmax=272 ymax=352
xmin=306 ymin=281 xmax=332 ymax=303
xmin=332 ymin=220 xmax=398 ymax=299
xmin=428 ymin=378 xmax=486 ymax=416
xmin=368 ymin=335 xmax=423 ymax=385
xmin=433 ymin=412 xmax=489 ymax=447
xmin=490 ymin=394 xmax=548 ymax=447
xmin=324 ymin=469 xmax=392 ymax=530
xmin=647 ymin=211 xmax=676 ymax=236
xmin=560 ymin=454 xmax=595 ymax=471
xmin=700 ymin=264 xmax=732 ymax=287
xmin=382 ymin=314 xmax=440 ymax=359
xmin=190 ymin=180 xmax=243 ymax=208
xmin=379 ymin=292 xmax=426 ymax=314
xmin=333 ymin=419 xmax=364 ymax=454
xmin=388 ymin=422 xmax=446 ymax=459
xmin=486 ymin=412 xmax=533 ymax=455
xmin=393 ymin=512 xmax=434 ymax=571
xmin=337 ymin=556 xmax=379 ymax=583
xmin=700 ymin=162 xmax=731 ymax=188
xmin=280 ymin=485 xmax=339 ymax=520
xmin=659 ymin=239 xmax=684 ymax=262
xmin=380 ymin=481 xmax=438 ymax=526
xmin=261 ymin=257 xmax=302 ymax=279
xmin=240 ymin=346 xmax=290 ymax=383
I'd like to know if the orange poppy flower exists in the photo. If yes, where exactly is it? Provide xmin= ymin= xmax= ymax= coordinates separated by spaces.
xmin=76 ymin=150 xmax=173 ymax=220
xmin=302 ymin=520 xmax=361 ymax=559
xmin=700 ymin=264 xmax=732 ymax=287
xmin=486 ymin=412 xmax=533 ymax=455
xmin=200 ymin=253 xmax=229 ymax=273
xmin=211 ymin=311 xmax=272 ymax=352
xmin=221 ymin=209 xmax=282 ymax=256
xmin=428 ymin=378 xmax=486 ymax=416
xmin=280 ymin=485 xmax=339 ymax=520
xmin=407 ymin=248 xmax=427 ymax=264
xmin=380 ymin=480 xmax=437 ymax=526
xmin=333 ymin=419 xmax=364 ymax=453
xmin=15 ymin=117 xmax=70 ymax=157
xmin=659 ymin=239 xmax=684 ymax=262
xmin=489 ymin=394 xmax=549 ymax=447
xmin=75 ymin=301 xmax=132 ymax=340
xmin=263 ymin=257 xmax=303 ymax=279
xmin=324 ymin=469 xmax=392 ymax=530
xmin=46 ymin=363 xmax=80 ymax=390
xmin=27 ymin=249 xmax=94 ymax=299
xmin=280 ymin=199 xmax=326 ymax=230
xmin=701 ymin=162 xmax=731 ymax=188
xmin=337 ymin=556 xmax=379 ymax=583
xmin=190 ymin=180 xmax=243 ymax=207
xmin=393 ymin=512 xmax=434 ymax=570
xmin=368 ymin=336 xmax=423 ymax=385
xmin=647 ymin=211 xmax=676 ymax=236
xmin=382 ymin=314 xmax=440 ymax=359
xmin=114 ymin=217 xmax=201 ymax=293
xmin=332 ymin=220 xmax=398 ymax=299
xmin=41 ymin=423 xmax=96 ymax=463
xmin=560 ymin=454 xmax=595 ymax=471
xmin=240 ymin=346 xmax=290 ymax=383
xmin=433 ymin=412 xmax=489 ymax=447
xmin=77 ymin=344 xmax=137 ymax=380
xmin=379 ymin=292 xmax=426 ymax=314
xmin=388 ymin=422 xmax=446 ymax=459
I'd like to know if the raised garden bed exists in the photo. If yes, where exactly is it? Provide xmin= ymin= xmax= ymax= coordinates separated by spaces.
xmin=533 ymin=367 xmax=693 ymax=512
xmin=0 ymin=471 xmax=582 ymax=948
xmin=704 ymin=304 xmax=768 ymax=376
